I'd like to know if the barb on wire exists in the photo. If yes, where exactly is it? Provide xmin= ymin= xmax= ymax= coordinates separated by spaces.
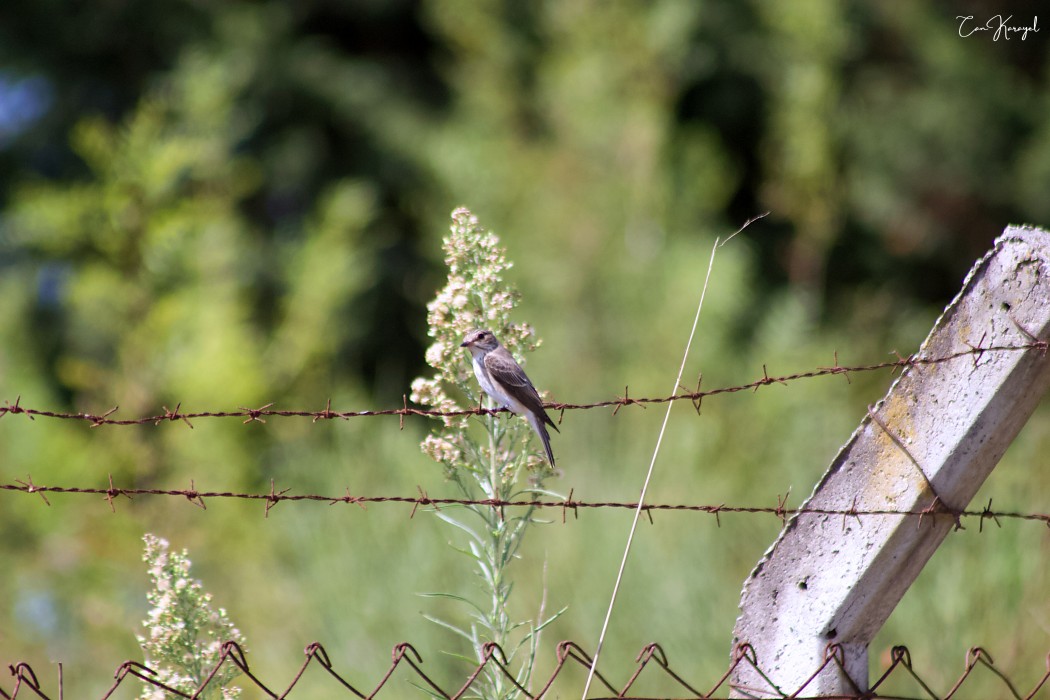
xmin=0 ymin=342 xmax=1045 ymax=428
xmin=3 ymin=478 xmax=1050 ymax=527
xmin=9 ymin=640 xmax=1050 ymax=699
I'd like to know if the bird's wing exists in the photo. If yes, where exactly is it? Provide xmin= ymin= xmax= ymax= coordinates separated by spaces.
xmin=485 ymin=349 xmax=536 ymax=391
xmin=486 ymin=349 xmax=559 ymax=430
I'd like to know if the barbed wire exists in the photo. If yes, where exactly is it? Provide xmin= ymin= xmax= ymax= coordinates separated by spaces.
xmin=1 ymin=477 xmax=1045 ymax=530
xmin=0 ymin=341 xmax=1045 ymax=428
xmin=0 ymin=341 xmax=1046 ymax=524
xmin=4 ymin=640 xmax=1048 ymax=699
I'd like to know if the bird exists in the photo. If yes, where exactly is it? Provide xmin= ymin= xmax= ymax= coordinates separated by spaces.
xmin=460 ymin=328 xmax=559 ymax=467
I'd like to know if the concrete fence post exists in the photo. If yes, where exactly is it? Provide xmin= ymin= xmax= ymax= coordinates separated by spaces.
xmin=730 ymin=225 xmax=1050 ymax=697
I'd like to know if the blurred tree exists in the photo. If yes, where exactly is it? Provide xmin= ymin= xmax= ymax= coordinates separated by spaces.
xmin=0 ymin=1 xmax=442 ymax=398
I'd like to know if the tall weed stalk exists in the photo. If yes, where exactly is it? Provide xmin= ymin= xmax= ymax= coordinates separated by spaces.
xmin=411 ymin=208 xmax=564 ymax=699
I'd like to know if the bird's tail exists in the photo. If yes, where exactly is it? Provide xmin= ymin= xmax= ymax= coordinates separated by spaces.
xmin=529 ymin=413 xmax=557 ymax=467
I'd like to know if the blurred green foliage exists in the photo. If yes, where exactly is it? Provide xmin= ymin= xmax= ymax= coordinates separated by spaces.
xmin=1 ymin=0 xmax=1049 ymax=696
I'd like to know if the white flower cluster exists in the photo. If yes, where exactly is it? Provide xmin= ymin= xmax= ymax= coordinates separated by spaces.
xmin=411 ymin=208 xmax=542 ymax=472
xmin=137 ymin=534 xmax=245 ymax=700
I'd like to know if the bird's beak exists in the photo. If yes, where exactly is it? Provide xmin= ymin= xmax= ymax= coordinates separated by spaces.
xmin=459 ymin=340 xmax=470 ymax=348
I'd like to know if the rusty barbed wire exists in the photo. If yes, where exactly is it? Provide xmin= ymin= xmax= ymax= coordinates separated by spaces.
xmin=1 ymin=477 xmax=1046 ymax=530
xmin=0 ymin=341 xmax=1045 ymax=428
xmin=5 ymin=640 xmax=1050 ymax=699
xmin=2 ymin=340 xmax=1049 ymax=525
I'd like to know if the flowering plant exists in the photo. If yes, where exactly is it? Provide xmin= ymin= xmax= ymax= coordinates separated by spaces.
xmin=138 ymin=534 xmax=245 ymax=699
xmin=411 ymin=207 xmax=550 ymax=475
xmin=411 ymin=208 xmax=563 ymax=699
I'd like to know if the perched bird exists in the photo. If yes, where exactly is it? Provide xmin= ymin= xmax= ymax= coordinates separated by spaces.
xmin=460 ymin=328 xmax=559 ymax=466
